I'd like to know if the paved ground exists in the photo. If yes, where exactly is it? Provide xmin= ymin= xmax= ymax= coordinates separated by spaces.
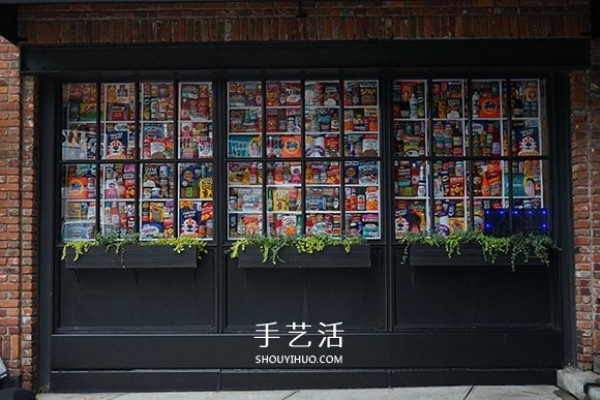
xmin=37 ymin=385 xmax=576 ymax=399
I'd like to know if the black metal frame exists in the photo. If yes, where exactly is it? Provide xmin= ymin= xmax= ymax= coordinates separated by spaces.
xmin=32 ymin=40 xmax=581 ymax=391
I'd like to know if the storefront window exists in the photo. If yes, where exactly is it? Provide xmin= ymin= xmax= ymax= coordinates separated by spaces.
xmin=226 ymin=79 xmax=381 ymax=240
xmin=59 ymin=76 xmax=546 ymax=243
xmin=393 ymin=78 xmax=548 ymax=238
xmin=61 ymin=81 xmax=214 ymax=241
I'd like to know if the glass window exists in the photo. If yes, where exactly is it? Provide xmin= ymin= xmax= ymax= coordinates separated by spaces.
xmin=393 ymin=78 xmax=548 ymax=239
xmin=60 ymin=81 xmax=215 ymax=242
xmin=226 ymin=79 xmax=382 ymax=240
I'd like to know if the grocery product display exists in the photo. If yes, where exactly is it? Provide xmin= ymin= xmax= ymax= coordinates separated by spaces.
xmin=226 ymin=79 xmax=382 ymax=239
xmin=343 ymin=80 xmax=380 ymax=157
xmin=393 ymin=78 xmax=546 ymax=236
xmin=228 ymin=81 xmax=263 ymax=158
xmin=101 ymin=83 xmax=137 ymax=160
xmin=179 ymin=82 xmax=213 ymax=159
xmin=62 ymin=164 xmax=97 ymax=241
xmin=141 ymin=82 xmax=175 ymax=159
xmin=100 ymin=163 xmax=136 ymax=236
xmin=59 ymin=77 xmax=546 ymax=242
xmin=62 ymin=83 xmax=98 ymax=161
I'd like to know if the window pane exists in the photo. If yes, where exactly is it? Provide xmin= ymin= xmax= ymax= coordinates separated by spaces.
xmin=266 ymin=161 xmax=302 ymax=237
xmin=228 ymin=81 xmax=263 ymax=158
xmin=100 ymin=163 xmax=136 ymax=236
xmin=433 ymin=160 xmax=466 ymax=234
xmin=305 ymin=81 xmax=340 ymax=157
xmin=140 ymin=83 xmax=175 ymax=160
xmin=62 ymin=164 xmax=97 ymax=241
xmin=140 ymin=163 xmax=175 ymax=239
xmin=394 ymin=160 xmax=428 ymax=238
xmin=344 ymin=160 xmax=380 ymax=239
xmin=266 ymin=81 xmax=302 ymax=159
xmin=179 ymin=82 xmax=213 ymax=159
xmin=62 ymin=83 xmax=97 ymax=161
xmin=305 ymin=161 xmax=341 ymax=235
xmin=179 ymin=162 xmax=213 ymax=239
xmin=228 ymin=162 xmax=263 ymax=239
xmin=392 ymin=80 xmax=427 ymax=157
xmin=343 ymin=80 xmax=380 ymax=157
xmin=101 ymin=83 xmax=137 ymax=160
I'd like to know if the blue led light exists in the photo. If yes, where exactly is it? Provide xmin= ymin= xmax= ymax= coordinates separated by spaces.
xmin=485 ymin=224 xmax=491 ymax=229
xmin=527 ymin=210 xmax=533 ymax=215
xmin=513 ymin=210 xmax=520 ymax=215
xmin=485 ymin=210 xmax=490 ymax=215
xmin=500 ymin=210 xmax=505 ymax=215
xmin=542 ymin=210 xmax=547 ymax=215
xmin=541 ymin=224 xmax=547 ymax=229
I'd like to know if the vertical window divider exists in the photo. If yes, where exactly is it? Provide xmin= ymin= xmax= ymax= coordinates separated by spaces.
xmin=134 ymin=81 xmax=141 ymax=240
xmin=426 ymin=78 xmax=435 ymax=233
xmin=94 ymin=81 xmax=101 ymax=236
xmin=339 ymin=79 xmax=346 ymax=236
xmin=506 ymin=78 xmax=514 ymax=233
xmin=467 ymin=78 xmax=475 ymax=231
xmin=173 ymin=80 xmax=180 ymax=239
xmin=261 ymin=79 xmax=268 ymax=236
xmin=300 ymin=77 xmax=307 ymax=236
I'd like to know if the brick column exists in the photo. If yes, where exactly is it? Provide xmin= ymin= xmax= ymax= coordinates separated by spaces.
xmin=0 ymin=36 xmax=37 ymax=390
xmin=572 ymin=38 xmax=600 ymax=370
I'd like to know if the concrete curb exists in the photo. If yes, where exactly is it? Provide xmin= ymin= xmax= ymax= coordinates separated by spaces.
xmin=558 ymin=368 xmax=600 ymax=400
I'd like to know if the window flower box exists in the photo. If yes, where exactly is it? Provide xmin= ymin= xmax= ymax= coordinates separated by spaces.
xmin=407 ymin=243 xmax=543 ymax=267
xmin=63 ymin=246 xmax=122 ymax=270
xmin=63 ymin=244 xmax=200 ymax=270
xmin=236 ymin=244 xmax=371 ymax=269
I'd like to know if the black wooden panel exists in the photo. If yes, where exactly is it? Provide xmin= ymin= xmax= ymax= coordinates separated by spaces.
xmin=220 ymin=370 xmax=390 ymax=391
xmin=51 ymin=370 xmax=220 ymax=392
xmin=58 ymin=249 xmax=215 ymax=330
xmin=394 ymin=249 xmax=555 ymax=328
xmin=48 ymin=368 xmax=556 ymax=392
xmin=389 ymin=368 xmax=556 ymax=387
xmin=226 ymin=246 xmax=385 ymax=331
xmin=20 ymin=40 xmax=590 ymax=74
xmin=50 ymin=331 xmax=560 ymax=370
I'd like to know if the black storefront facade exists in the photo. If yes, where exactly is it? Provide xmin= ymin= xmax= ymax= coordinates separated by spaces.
xmin=19 ymin=38 xmax=585 ymax=392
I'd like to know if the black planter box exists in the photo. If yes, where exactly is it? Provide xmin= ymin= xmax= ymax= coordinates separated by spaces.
xmin=63 ymin=245 xmax=199 ymax=269
xmin=408 ymin=243 xmax=543 ymax=267
xmin=237 ymin=245 xmax=371 ymax=269
xmin=122 ymin=245 xmax=198 ymax=269
xmin=63 ymin=246 xmax=122 ymax=270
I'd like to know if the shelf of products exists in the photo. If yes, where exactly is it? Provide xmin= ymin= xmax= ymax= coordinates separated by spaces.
xmin=266 ymin=81 xmax=302 ymax=158
xmin=343 ymin=80 xmax=380 ymax=157
xmin=305 ymin=80 xmax=340 ymax=157
xmin=62 ymin=83 xmax=98 ymax=161
xmin=179 ymin=162 xmax=214 ymax=239
xmin=227 ymin=162 xmax=263 ymax=239
xmin=140 ymin=82 xmax=175 ymax=159
xmin=267 ymin=161 xmax=302 ymax=237
xmin=392 ymin=78 xmax=546 ymax=236
xmin=179 ymin=82 xmax=213 ymax=159
xmin=344 ymin=160 xmax=381 ymax=239
xmin=100 ymin=163 xmax=136 ymax=236
xmin=392 ymin=80 xmax=427 ymax=158
xmin=62 ymin=163 xmax=97 ymax=241
xmin=140 ymin=163 xmax=175 ymax=240
xmin=228 ymin=81 xmax=263 ymax=158
xmin=305 ymin=161 xmax=341 ymax=236
xmin=393 ymin=160 xmax=428 ymax=238
xmin=101 ymin=83 xmax=137 ymax=160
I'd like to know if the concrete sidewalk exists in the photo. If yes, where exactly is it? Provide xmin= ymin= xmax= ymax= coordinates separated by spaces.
xmin=36 ymin=385 xmax=575 ymax=399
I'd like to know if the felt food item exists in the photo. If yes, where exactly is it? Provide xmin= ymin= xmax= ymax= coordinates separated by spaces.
xmin=67 ymin=177 xmax=88 ymax=199
xmin=281 ymin=136 xmax=301 ymax=158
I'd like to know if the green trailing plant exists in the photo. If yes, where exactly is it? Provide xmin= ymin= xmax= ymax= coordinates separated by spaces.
xmin=61 ymin=233 xmax=208 ymax=262
xmin=226 ymin=234 xmax=366 ymax=265
xmin=398 ymin=231 xmax=560 ymax=271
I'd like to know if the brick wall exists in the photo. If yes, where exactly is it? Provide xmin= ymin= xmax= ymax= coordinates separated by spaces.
xmin=0 ymin=0 xmax=596 ymax=390
xmin=0 ymin=36 xmax=36 ymax=390
xmin=18 ymin=0 xmax=589 ymax=44
xmin=572 ymin=38 xmax=600 ymax=370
